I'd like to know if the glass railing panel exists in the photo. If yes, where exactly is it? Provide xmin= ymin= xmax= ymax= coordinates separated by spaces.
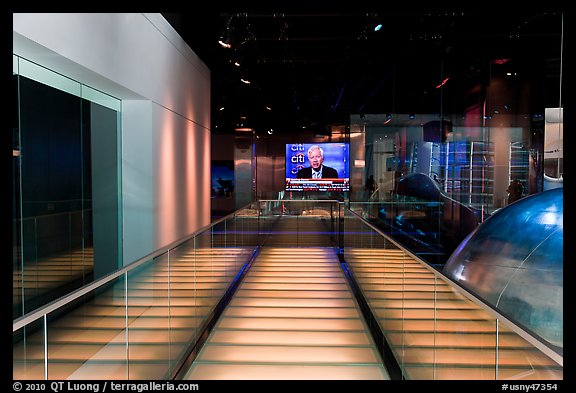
xmin=126 ymin=258 xmax=169 ymax=379
xmin=14 ymin=203 xmax=260 ymax=381
xmin=13 ymin=318 xmax=46 ymax=380
xmin=496 ymin=321 xmax=563 ymax=380
xmin=392 ymin=258 xmax=427 ymax=380
xmin=258 ymin=199 xmax=339 ymax=248
xmin=409 ymin=274 xmax=498 ymax=380
xmin=350 ymin=198 xmax=447 ymax=266
xmin=165 ymin=206 xmax=259 ymax=378
xmin=45 ymin=276 xmax=127 ymax=379
xmin=233 ymin=202 xmax=259 ymax=248
xmin=343 ymin=208 xmax=546 ymax=380
xmin=210 ymin=220 xmax=234 ymax=299
xmin=347 ymin=204 xmax=562 ymax=379
xmin=15 ymin=210 xmax=94 ymax=318
xmin=165 ymin=239 xmax=200 ymax=376
xmin=343 ymin=208 xmax=406 ymax=375
xmin=257 ymin=200 xmax=277 ymax=243
xmin=194 ymin=229 xmax=220 ymax=326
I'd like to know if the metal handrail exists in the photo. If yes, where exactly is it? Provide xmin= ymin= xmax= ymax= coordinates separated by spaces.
xmin=346 ymin=206 xmax=563 ymax=367
xmin=13 ymin=202 xmax=257 ymax=332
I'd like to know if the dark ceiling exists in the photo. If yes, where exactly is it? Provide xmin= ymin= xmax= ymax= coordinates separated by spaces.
xmin=162 ymin=8 xmax=564 ymax=135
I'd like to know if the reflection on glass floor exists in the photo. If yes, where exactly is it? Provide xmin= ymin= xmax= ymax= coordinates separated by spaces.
xmin=344 ymin=248 xmax=563 ymax=380
xmin=183 ymin=247 xmax=389 ymax=380
xmin=13 ymin=248 xmax=94 ymax=311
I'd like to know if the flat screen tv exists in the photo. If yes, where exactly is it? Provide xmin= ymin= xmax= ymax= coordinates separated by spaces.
xmin=285 ymin=143 xmax=349 ymax=191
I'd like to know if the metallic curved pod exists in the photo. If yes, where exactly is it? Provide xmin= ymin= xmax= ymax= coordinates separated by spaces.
xmin=443 ymin=188 xmax=563 ymax=351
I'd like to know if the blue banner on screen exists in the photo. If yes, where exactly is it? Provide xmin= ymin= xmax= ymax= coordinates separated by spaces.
xmin=285 ymin=143 xmax=349 ymax=191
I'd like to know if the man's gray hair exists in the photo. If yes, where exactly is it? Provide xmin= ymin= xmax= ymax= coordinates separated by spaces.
xmin=307 ymin=145 xmax=324 ymax=157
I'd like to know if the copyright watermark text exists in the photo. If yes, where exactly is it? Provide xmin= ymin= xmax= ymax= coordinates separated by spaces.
xmin=13 ymin=382 xmax=199 ymax=393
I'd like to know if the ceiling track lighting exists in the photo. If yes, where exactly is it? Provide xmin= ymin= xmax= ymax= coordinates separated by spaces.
xmin=218 ymin=15 xmax=235 ymax=49
xmin=218 ymin=39 xmax=232 ymax=49
xmin=436 ymin=77 xmax=450 ymax=89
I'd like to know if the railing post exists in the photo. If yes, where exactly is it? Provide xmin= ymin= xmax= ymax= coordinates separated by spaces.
xmin=124 ymin=270 xmax=129 ymax=380
xmin=43 ymin=314 xmax=47 ymax=380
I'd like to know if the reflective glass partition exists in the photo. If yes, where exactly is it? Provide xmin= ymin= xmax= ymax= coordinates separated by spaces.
xmin=342 ymin=208 xmax=562 ymax=380
xmin=257 ymin=199 xmax=339 ymax=248
xmin=347 ymin=12 xmax=564 ymax=268
xmin=13 ymin=204 xmax=260 ymax=380
xmin=13 ymin=55 xmax=122 ymax=320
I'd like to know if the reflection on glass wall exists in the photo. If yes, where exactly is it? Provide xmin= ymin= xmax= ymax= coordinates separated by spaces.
xmin=348 ymin=12 xmax=563 ymax=266
xmin=13 ymin=56 xmax=122 ymax=319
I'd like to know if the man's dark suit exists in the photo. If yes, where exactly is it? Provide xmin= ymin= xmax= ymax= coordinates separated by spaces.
xmin=296 ymin=165 xmax=338 ymax=179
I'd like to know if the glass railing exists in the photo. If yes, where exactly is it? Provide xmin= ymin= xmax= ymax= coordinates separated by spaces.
xmin=350 ymin=192 xmax=483 ymax=267
xmin=14 ymin=198 xmax=562 ymax=380
xmin=350 ymin=198 xmax=446 ymax=267
xmin=13 ymin=209 xmax=94 ymax=318
xmin=13 ymin=203 xmax=260 ymax=380
xmin=342 ymin=206 xmax=563 ymax=380
xmin=257 ymin=199 xmax=340 ymax=248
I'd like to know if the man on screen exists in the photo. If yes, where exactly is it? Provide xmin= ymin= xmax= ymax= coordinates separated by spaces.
xmin=296 ymin=145 xmax=339 ymax=179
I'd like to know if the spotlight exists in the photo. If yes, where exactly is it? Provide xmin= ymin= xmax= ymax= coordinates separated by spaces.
xmin=231 ymin=52 xmax=243 ymax=67
xmin=374 ymin=24 xmax=383 ymax=31
xmin=218 ymin=30 xmax=233 ymax=49
xmin=218 ymin=38 xmax=232 ymax=49
xmin=218 ymin=15 xmax=235 ymax=49
xmin=267 ymin=128 xmax=274 ymax=135
xmin=409 ymin=113 xmax=415 ymax=119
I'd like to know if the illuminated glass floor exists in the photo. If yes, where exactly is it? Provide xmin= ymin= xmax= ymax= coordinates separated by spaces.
xmin=13 ymin=247 xmax=254 ymax=380
xmin=344 ymin=248 xmax=563 ymax=380
xmin=184 ymin=247 xmax=390 ymax=380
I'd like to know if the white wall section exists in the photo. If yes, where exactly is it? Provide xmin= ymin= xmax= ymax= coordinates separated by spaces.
xmin=14 ymin=13 xmax=211 ymax=265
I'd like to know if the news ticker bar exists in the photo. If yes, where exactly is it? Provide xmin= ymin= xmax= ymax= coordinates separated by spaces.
xmin=285 ymin=178 xmax=350 ymax=191
xmin=286 ymin=178 xmax=348 ymax=184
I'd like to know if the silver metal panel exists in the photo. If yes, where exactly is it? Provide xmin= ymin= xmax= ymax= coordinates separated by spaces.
xmin=443 ymin=188 xmax=563 ymax=349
